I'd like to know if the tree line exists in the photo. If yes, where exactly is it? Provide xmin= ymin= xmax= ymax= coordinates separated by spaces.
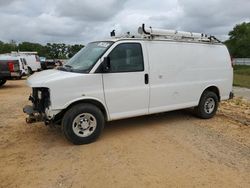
xmin=0 ymin=41 xmax=84 ymax=59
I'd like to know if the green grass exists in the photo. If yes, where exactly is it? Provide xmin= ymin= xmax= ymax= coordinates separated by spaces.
xmin=233 ymin=65 xmax=250 ymax=88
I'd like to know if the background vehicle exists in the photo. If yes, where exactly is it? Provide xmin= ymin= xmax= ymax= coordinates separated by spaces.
xmin=23 ymin=24 xmax=233 ymax=144
xmin=0 ymin=58 xmax=21 ymax=86
xmin=40 ymin=58 xmax=63 ymax=70
xmin=20 ymin=58 xmax=29 ymax=75
xmin=0 ymin=55 xmax=27 ymax=78
xmin=11 ymin=52 xmax=41 ymax=74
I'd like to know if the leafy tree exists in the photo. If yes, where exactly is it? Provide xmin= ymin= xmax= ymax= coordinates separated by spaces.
xmin=45 ymin=43 xmax=68 ymax=59
xmin=0 ymin=41 xmax=84 ymax=59
xmin=45 ymin=43 xmax=84 ymax=59
xmin=19 ymin=42 xmax=48 ymax=57
xmin=224 ymin=22 xmax=250 ymax=58
xmin=0 ymin=41 xmax=18 ymax=54
xmin=68 ymin=44 xmax=84 ymax=58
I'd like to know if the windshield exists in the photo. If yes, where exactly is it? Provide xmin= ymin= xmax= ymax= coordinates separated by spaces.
xmin=62 ymin=41 xmax=113 ymax=73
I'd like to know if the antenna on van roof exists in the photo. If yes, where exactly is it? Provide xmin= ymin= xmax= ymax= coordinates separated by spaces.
xmin=110 ymin=30 xmax=115 ymax=37
xmin=138 ymin=23 xmax=221 ymax=43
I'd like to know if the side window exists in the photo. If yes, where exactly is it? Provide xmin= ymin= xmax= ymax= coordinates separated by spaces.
xmin=108 ymin=43 xmax=144 ymax=72
xmin=23 ymin=58 xmax=27 ymax=65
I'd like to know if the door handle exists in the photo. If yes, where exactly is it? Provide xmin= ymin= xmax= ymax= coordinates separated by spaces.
xmin=145 ymin=73 xmax=149 ymax=84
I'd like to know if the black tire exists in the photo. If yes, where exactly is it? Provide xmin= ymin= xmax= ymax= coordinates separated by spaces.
xmin=0 ymin=79 xmax=7 ymax=86
xmin=28 ymin=67 xmax=33 ymax=75
xmin=62 ymin=103 xmax=105 ymax=145
xmin=195 ymin=91 xmax=219 ymax=119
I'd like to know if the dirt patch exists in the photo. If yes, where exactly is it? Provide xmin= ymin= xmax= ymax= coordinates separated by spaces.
xmin=0 ymin=80 xmax=250 ymax=188
xmin=233 ymin=86 xmax=250 ymax=100
xmin=219 ymin=97 xmax=250 ymax=126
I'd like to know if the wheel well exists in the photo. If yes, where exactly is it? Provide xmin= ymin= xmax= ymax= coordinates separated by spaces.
xmin=27 ymin=66 xmax=33 ymax=73
xmin=54 ymin=99 xmax=108 ymax=123
xmin=203 ymin=86 xmax=220 ymax=101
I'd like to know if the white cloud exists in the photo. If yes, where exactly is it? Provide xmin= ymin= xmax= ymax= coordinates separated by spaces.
xmin=0 ymin=0 xmax=249 ymax=44
xmin=56 ymin=0 xmax=127 ymax=21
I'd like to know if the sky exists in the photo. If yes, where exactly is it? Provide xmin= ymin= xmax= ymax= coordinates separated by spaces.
xmin=0 ymin=0 xmax=249 ymax=44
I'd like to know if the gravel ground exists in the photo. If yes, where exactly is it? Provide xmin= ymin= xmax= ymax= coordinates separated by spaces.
xmin=233 ymin=86 xmax=250 ymax=101
xmin=0 ymin=80 xmax=250 ymax=188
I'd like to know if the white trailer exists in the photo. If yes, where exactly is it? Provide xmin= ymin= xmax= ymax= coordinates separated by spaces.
xmin=23 ymin=24 xmax=233 ymax=144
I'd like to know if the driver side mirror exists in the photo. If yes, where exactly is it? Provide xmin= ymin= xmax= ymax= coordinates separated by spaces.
xmin=102 ymin=57 xmax=111 ymax=73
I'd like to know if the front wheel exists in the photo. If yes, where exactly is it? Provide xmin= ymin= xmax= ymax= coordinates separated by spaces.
xmin=195 ymin=91 xmax=219 ymax=119
xmin=0 ymin=79 xmax=7 ymax=86
xmin=27 ymin=67 xmax=33 ymax=75
xmin=62 ymin=103 xmax=105 ymax=145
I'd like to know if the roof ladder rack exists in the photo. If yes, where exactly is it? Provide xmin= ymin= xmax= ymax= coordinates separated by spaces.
xmin=138 ymin=24 xmax=221 ymax=43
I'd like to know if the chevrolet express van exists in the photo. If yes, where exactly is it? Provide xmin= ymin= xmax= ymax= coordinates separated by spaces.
xmin=23 ymin=24 xmax=233 ymax=144
xmin=11 ymin=52 xmax=41 ymax=74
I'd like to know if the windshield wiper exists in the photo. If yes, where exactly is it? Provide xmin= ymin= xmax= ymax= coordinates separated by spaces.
xmin=57 ymin=65 xmax=73 ymax=72
xmin=64 ymin=65 xmax=72 ymax=69
xmin=60 ymin=64 xmax=73 ymax=72
xmin=58 ymin=64 xmax=88 ymax=73
xmin=57 ymin=66 xmax=67 ymax=71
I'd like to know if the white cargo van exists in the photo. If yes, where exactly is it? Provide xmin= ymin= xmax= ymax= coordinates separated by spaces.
xmin=23 ymin=24 xmax=233 ymax=144
xmin=12 ymin=52 xmax=41 ymax=74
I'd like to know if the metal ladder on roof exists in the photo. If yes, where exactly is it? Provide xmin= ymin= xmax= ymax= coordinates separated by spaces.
xmin=137 ymin=24 xmax=221 ymax=43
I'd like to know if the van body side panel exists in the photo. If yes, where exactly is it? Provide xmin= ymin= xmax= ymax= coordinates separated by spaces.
xmin=52 ymin=77 xmax=104 ymax=111
xmin=147 ymin=41 xmax=232 ymax=114
xmin=22 ymin=55 xmax=41 ymax=71
xmin=219 ymin=47 xmax=233 ymax=100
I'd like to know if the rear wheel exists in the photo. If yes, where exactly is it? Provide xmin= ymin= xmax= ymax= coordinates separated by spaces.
xmin=0 ymin=79 xmax=7 ymax=86
xmin=62 ymin=103 xmax=105 ymax=145
xmin=195 ymin=91 xmax=219 ymax=119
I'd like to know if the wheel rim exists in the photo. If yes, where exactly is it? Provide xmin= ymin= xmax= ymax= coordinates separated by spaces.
xmin=72 ymin=113 xmax=97 ymax=137
xmin=204 ymin=97 xmax=215 ymax=114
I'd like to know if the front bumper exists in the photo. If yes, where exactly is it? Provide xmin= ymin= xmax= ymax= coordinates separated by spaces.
xmin=23 ymin=105 xmax=58 ymax=125
xmin=23 ymin=87 xmax=52 ymax=124
xmin=23 ymin=105 xmax=44 ymax=123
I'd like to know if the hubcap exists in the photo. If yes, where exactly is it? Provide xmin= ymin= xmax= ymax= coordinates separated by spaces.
xmin=204 ymin=97 xmax=215 ymax=114
xmin=72 ymin=113 xmax=97 ymax=137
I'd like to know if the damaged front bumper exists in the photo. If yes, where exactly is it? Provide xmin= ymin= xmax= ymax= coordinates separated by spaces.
xmin=23 ymin=105 xmax=44 ymax=123
xmin=23 ymin=105 xmax=61 ymax=125
xmin=23 ymin=87 xmax=53 ymax=125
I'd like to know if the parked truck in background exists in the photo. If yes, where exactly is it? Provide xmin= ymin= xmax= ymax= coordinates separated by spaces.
xmin=0 ymin=55 xmax=28 ymax=77
xmin=0 ymin=59 xmax=21 ymax=86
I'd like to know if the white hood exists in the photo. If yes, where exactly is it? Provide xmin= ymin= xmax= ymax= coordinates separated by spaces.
xmin=26 ymin=69 xmax=83 ymax=87
xmin=26 ymin=69 xmax=104 ymax=112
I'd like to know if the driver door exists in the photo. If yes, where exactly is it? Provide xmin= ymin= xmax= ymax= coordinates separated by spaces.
xmin=102 ymin=42 xmax=150 ymax=120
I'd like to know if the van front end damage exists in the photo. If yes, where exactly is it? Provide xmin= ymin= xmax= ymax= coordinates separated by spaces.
xmin=23 ymin=87 xmax=52 ymax=125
